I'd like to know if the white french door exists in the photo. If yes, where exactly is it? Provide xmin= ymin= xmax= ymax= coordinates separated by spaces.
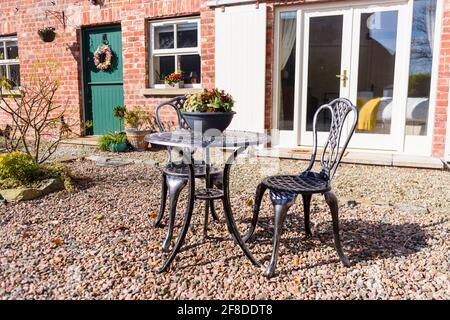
xmin=299 ymin=8 xmax=353 ymax=148
xmin=297 ymin=2 xmax=409 ymax=150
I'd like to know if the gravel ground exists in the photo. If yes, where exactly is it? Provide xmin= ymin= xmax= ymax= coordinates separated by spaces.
xmin=0 ymin=147 xmax=449 ymax=299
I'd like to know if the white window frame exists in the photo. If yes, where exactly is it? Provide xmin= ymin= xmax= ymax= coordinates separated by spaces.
xmin=149 ymin=17 xmax=201 ymax=89
xmin=0 ymin=36 xmax=20 ymax=88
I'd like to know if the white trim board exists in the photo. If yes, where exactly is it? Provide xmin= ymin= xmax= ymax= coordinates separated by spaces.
xmin=215 ymin=3 xmax=267 ymax=132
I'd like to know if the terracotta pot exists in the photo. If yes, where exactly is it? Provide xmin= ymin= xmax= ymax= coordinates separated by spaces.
xmin=125 ymin=128 xmax=152 ymax=151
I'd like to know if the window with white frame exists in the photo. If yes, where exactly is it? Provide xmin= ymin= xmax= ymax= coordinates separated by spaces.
xmin=149 ymin=17 xmax=201 ymax=88
xmin=0 ymin=36 xmax=20 ymax=88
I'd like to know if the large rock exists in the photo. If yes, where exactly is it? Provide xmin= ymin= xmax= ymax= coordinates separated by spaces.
xmin=40 ymin=178 xmax=64 ymax=195
xmin=0 ymin=188 xmax=42 ymax=202
xmin=0 ymin=178 xmax=64 ymax=202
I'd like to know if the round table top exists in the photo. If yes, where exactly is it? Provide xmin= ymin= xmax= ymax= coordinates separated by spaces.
xmin=145 ymin=130 xmax=270 ymax=149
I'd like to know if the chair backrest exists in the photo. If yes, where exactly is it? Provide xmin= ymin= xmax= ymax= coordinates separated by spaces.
xmin=303 ymin=98 xmax=358 ymax=181
xmin=155 ymin=96 xmax=188 ymax=132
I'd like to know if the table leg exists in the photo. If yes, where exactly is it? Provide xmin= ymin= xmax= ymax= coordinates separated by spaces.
xmin=221 ymin=147 xmax=261 ymax=268
xmin=203 ymin=148 xmax=211 ymax=238
xmin=157 ymin=151 xmax=195 ymax=273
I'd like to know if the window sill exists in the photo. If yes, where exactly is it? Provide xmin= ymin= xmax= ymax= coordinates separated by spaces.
xmin=142 ymin=88 xmax=203 ymax=96
xmin=0 ymin=89 xmax=21 ymax=97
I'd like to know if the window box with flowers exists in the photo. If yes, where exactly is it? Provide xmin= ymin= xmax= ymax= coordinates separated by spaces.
xmin=164 ymin=71 xmax=184 ymax=88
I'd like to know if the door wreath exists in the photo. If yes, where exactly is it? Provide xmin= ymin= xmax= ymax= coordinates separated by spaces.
xmin=93 ymin=44 xmax=112 ymax=71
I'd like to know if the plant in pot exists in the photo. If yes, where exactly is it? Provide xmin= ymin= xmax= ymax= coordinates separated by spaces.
xmin=114 ymin=106 xmax=155 ymax=151
xmin=98 ymin=132 xmax=128 ymax=153
xmin=182 ymin=88 xmax=235 ymax=135
xmin=38 ymin=27 xmax=56 ymax=43
xmin=164 ymin=71 xmax=184 ymax=88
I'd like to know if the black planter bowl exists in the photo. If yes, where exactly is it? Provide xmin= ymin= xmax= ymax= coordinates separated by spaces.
xmin=181 ymin=111 xmax=236 ymax=134
xmin=38 ymin=30 xmax=56 ymax=43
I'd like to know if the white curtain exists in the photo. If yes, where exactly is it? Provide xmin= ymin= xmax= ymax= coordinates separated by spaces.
xmin=279 ymin=14 xmax=297 ymax=71
xmin=425 ymin=1 xmax=436 ymax=52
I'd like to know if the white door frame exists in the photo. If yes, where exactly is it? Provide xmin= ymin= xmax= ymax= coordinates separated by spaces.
xmin=272 ymin=0 xmax=443 ymax=156
xmin=348 ymin=3 xmax=409 ymax=150
xmin=298 ymin=7 xmax=353 ymax=148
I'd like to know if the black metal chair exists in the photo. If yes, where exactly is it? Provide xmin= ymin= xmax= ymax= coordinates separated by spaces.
xmin=153 ymin=96 xmax=223 ymax=251
xmin=244 ymin=98 xmax=358 ymax=277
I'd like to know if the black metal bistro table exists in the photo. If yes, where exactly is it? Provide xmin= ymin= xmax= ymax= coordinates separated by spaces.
xmin=145 ymin=130 xmax=269 ymax=273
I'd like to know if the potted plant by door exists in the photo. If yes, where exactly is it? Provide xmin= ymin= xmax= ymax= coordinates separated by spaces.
xmin=182 ymin=88 xmax=235 ymax=134
xmin=98 ymin=132 xmax=128 ymax=153
xmin=122 ymin=106 xmax=156 ymax=151
xmin=37 ymin=27 xmax=56 ymax=42
xmin=164 ymin=71 xmax=184 ymax=88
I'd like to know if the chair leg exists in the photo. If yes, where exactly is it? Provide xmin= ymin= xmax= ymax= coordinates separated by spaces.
xmin=264 ymin=198 xmax=294 ymax=278
xmin=302 ymin=194 xmax=312 ymax=237
xmin=161 ymin=176 xmax=187 ymax=252
xmin=243 ymin=183 xmax=267 ymax=242
xmin=153 ymin=173 xmax=168 ymax=228
xmin=323 ymin=191 xmax=350 ymax=267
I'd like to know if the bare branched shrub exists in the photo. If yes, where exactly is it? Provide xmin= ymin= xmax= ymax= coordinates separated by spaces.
xmin=0 ymin=59 xmax=81 ymax=163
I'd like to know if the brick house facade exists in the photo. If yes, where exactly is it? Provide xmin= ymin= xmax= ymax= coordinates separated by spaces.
xmin=1 ymin=0 xmax=449 ymax=158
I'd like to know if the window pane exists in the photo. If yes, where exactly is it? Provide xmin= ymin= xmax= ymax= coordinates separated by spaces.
xmin=177 ymin=23 xmax=198 ymax=48
xmin=154 ymin=25 xmax=174 ymax=49
xmin=179 ymin=54 xmax=201 ymax=84
xmin=153 ymin=56 xmax=175 ymax=84
xmin=9 ymin=64 xmax=20 ymax=87
xmin=6 ymin=41 xmax=18 ymax=60
xmin=406 ymin=0 xmax=437 ymax=136
xmin=306 ymin=15 xmax=343 ymax=132
xmin=278 ymin=11 xmax=296 ymax=131
xmin=0 ymin=65 xmax=6 ymax=80
xmin=356 ymin=11 xmax=398 ymax=135
xmin=0 ymin=44 xmax=4 ymax=60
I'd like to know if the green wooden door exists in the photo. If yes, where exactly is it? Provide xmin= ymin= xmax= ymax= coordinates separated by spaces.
xmin=82 ymin=25 xmax=124 ymax=135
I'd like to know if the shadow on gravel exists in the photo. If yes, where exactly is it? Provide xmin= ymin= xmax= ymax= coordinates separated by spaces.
xmin=249 ymin=216 xmax=432 ymax=272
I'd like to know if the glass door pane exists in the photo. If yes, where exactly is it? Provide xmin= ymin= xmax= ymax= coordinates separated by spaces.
xmin=278 ymin=11 xmax=297 ymax=131
xmin=306 ymin=15 xmax=344 ymax=132
xmin=355 ymin=11 xmax=398 ymax=134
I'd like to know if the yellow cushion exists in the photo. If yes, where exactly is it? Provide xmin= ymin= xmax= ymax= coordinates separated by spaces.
xmin=357 ymin=97 xmax=381 ymax=131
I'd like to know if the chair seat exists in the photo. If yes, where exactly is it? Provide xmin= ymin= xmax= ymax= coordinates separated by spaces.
xmin=262 ymin=174 xmax=330 ymax=194
xmin=163 ymin=162 xmax=222 ymax=177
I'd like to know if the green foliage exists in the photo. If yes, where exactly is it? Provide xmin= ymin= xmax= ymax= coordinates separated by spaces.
xmin=0 ymin=151 xmax=41 ymax=183
xmin=113 ymin=105 xmax=126 ymax=120
xmin=183 ymin=88 xmax=234 ymax=113
xmin=408 ymin=73 xmax=431 ymax=97
xmin=0 ymin=151 xmax=73 ymax=190
xmin=98 ymin=132 xmax=128 ymax=151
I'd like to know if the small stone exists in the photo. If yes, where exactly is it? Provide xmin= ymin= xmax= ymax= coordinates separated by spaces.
xmin=396 ymin=203 xmax=429 ymax=215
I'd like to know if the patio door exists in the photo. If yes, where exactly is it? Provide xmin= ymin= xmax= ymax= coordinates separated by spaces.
xmin=299 ymin=3 xmax=408 ymax=150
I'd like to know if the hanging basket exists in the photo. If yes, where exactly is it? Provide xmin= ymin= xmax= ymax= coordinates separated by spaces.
xmin=38 ymin=28 xmax=56 ymax=43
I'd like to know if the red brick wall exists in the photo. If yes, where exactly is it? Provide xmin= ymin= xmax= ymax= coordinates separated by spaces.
xmin=0 ymin=0 xmax=213 ymax=134
xmin=433 ymin=0 xmax=450 ymax=156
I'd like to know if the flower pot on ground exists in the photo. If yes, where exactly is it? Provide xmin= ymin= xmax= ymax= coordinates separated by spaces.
xmin=38 ymin=27 xmax=56 ymax=42
xmin=98 ymin=132 xmax=128 ymax=153
xmin=120 ymin=107 xmax=156 ymax=151
xmin=182 ymin=88 xmax=235 ymax=134
xmin=164 ymin=71 xmax=184 ymax=89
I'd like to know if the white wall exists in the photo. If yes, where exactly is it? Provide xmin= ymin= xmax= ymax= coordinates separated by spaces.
xmin=215 ymin=4 xmax=267 ymax=132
